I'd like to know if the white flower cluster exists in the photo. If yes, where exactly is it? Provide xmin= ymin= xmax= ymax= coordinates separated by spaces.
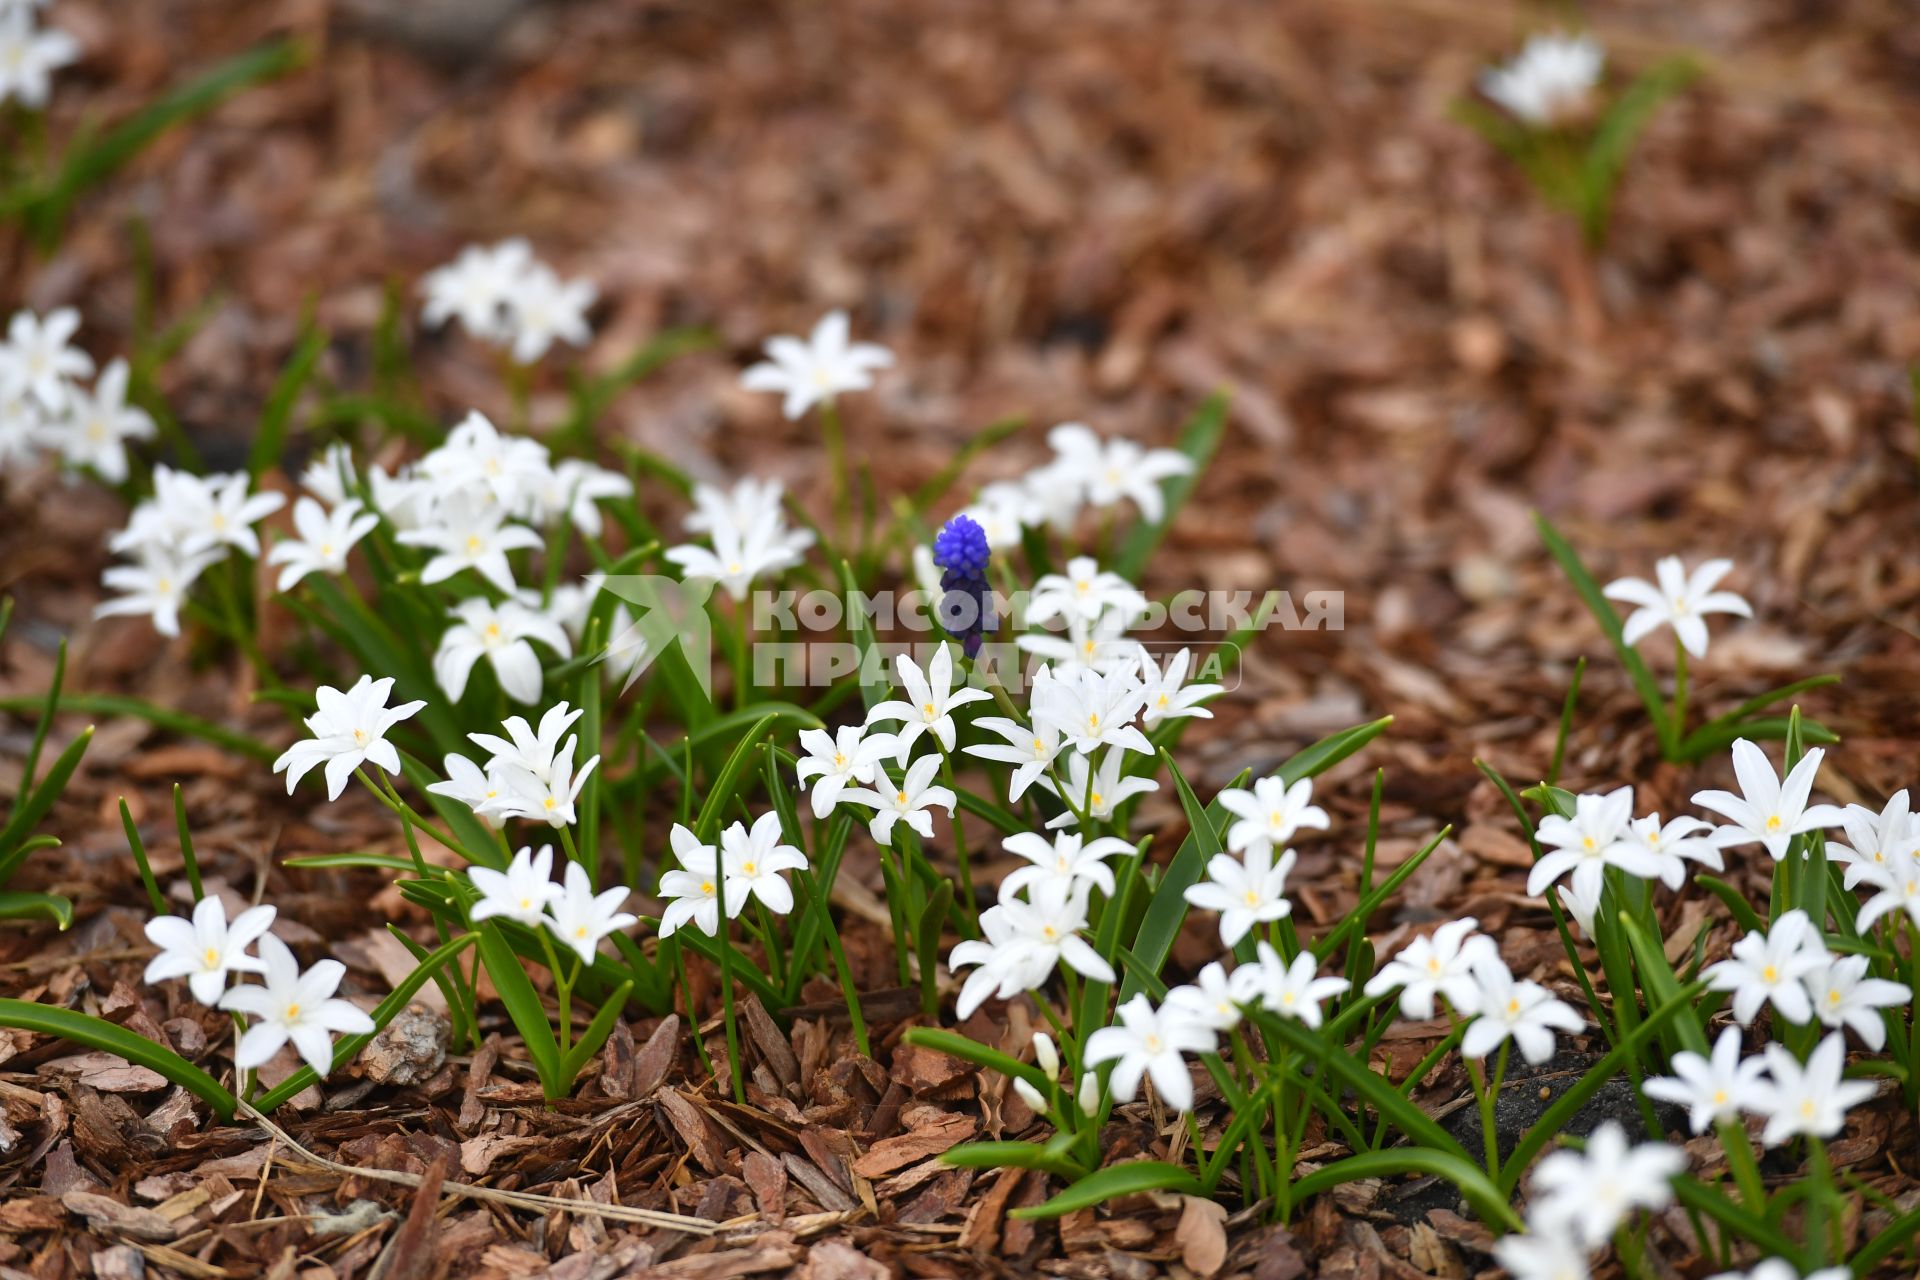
xmin=468 ymin=843 xmax=638 ymax=964
xmin=99 ymin=465 xmax=284 ymax=637
xmin=665 ymin=476 xmax=815 ymax=602
xmin=1533 ymin=739 xmax=1920 ymax=942
xmin=1479 ymin=31 xmax=1604 ymax=125
xmin=658 ymin=815 xmax=809 ymax=937
xmin=1365 ymin=917 xmax=1583 ymax=1065
xmin=143 ymin=896 xmax=375 ymax=1079
xmin=420 ymin=239 xmax=595 ymax=364
xmin=958 ymin=424 xmax=1195 ymax=552
xmin=0 ymin=1 xmax=76 ymax=109
xmin=0 ymin=308 xmax=151 ymax=481
xmin=425 ymin=701 xmax=601 ymax=828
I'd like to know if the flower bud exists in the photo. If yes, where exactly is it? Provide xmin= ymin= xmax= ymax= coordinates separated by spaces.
xmin=1032 ymin=1031 xmax=1059 ymax=1078
xmin=1077 ymin=1072 xmax=1100 ymax=1117
xmin=1013 ymin=1078 xmax=1048 ymax=1115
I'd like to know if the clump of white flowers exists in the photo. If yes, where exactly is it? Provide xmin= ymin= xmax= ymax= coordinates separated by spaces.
xmin=420 ymin=239 xmax=596 ymax=363
xmin=1479 ymin=30 xmax=1604 ymax=125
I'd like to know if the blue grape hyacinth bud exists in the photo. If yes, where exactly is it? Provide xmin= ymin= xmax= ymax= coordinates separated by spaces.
xmin=933 ymin=514 xmax=991 ymax=575
xmin=931 ymin=515 xmax=995 ymax=657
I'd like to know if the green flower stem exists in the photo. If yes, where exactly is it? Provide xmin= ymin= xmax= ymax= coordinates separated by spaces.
xmin=1717 ymin=1117 xmax=1767 ymax=1214
xmin=714 ymin=885 xmax=746 ymax=1105
xmin=359 ymin=770 xmax=483 ymax=866
xmin=672 ymin=939 xmax=713 ymax=1077
xmin=879 ymin=833 xmax=913 ymax=985
xmin=1462 ymin=1039 xmax=1509 ymax=1180
xmin=535 ymin=930 xmax=573 ymax=1058
xmin=1671 ymin=635 xmax=1689 ymax=750
xmin=1807 ymin=1135 xmax=1841 ymax=1263
xmin=756 ymin=899 xmax=786 ymax=989
xmin=816 ymin=889 xmax=870 ymax=1058
xmin=1045 ymin=759 xmax=1091 ymax=831
xmin=558 ymin=824 xmax=581 ymax=869
xmin=937 ymin=745 xmax=978 ymax=926
xmin=819 ymin=398 xmax=850 ymax=547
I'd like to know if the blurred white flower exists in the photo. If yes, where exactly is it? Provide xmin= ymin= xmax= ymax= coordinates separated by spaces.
xmin=1603 ymin=556 xmax=1750 ymax=659
xmin=1644 ymin=1025 xmax=1768 ymax=1135
xmin=1629 ymin=812 xmax=1723 ymax=889
xmin=1829 ymin=791 xmax=1920 ymax=890
xmin=1029 ymin=663 xmax=1151 ymax=757
xmin=1028 ymin=556 xmax=1148 ymax=627
xmin=1749 ymin=1034 xmax=1876 ymax=1147
xmin=94 ymin=544 xmax=220 ymax=638
xmin=268 ymin=496 xmax=379 ymax=591
xmin=1045 ymin=423 xmax=1193 ymax=523
xmin=491 ymin=735 xmax=598 ymax=827
xmin=420 ymin=238 xmax=532 ymax=341
xmin=0 ymin=306 xmax=90 ymax=411
xmin=1479 ymin=31 xmax=1604 ymax=125
xmin=0 ymin=9 xmax=76 ymax=109
xmin=740 ymin=310 xmax=893 ymax=420
xmin=54 ymin=358 xmax=152 ymax=482
xmin=506 ymin=263 xmax=595 ymax=364
xmin=433 ymin=597 xmax=570 ymax=703
xmin=1528 ymin=1121 xmax=1684 ymax=1248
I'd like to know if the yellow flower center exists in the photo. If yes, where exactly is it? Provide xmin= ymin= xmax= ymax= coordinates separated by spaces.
xmin=285 ymin=1003 xmax=301 ymax=1019
xmin=833 ymin=752 xmax=847 ymax=768
xmin=1243 ymin=889 xmax=1260 ymax=906
xmin=466 ymin=535 xmax=483 ymax=553
xmin=1506 ymin=998 xmax=1521 ymax=1016
xmin=1766 ymin=815 xmax=1783 ymax=831
xmin=922 ymin=701 xmax=936 ymax=717
xmin=896 ymin=790 xmax=909 ymax=805
xmin=743 ymin=861 xmax=758 ymax=876
xmin=1090 ymin=792 xmax=1104 ymax=808
xmin=1712 ymin=1089 xmax=1728 ymax=1106
xmin=353 ymin=728 xmax=369 ymax=745
xmin=575 ymin=926 xmax=588 ymax=939
xmin=1582 ymin=836 xmax=1596 ymax=851
xmin=543 ymin=796 xmax=558 ymax=811
xmin=203 ymin=947 xmax=220 ymax=966
xmin=1761 ymin=965 xmax=1778 ymax=983
xmin=1143 ymin=1033 xmax=1162 ymax=1053
xmin=700 ymin=880 xmax=715 ymax=895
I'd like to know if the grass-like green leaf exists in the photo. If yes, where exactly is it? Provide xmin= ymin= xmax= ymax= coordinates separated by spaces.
xmin=0 ymin=725 xmax=93 ymax=885
xmin=1010 ymin=1160 xmax=1204 ymax=1219
xmin=1534 ymin=511 xmax=1670 ymax=749
xmin=0 ymin=998 xmax=237 ymax=1117
xmin=24 ymin=38 xmax=304 ymax=248
xmin=1291 ymin=1149 xmax=1522 ymax=1233
xmin=250 ymin=322 xmax=327 ymax=479
xmin=940 ymin=1140 xmax=1087 ymax=1179
xmin=1245 ymin=1007 xmax=1469 ymax=1162
xmin=901 ymin=1027 xmax=1050 ymax=1092
xmin=1114 ymin=393 xmax=1229 ymax=580
xmin=0 ymin=891 xmax=73 ymax=929
xmin=0 ymin=693 xmax=273 ymax=762
xmin=476 ymin=923 xmax=565 ymax=1098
